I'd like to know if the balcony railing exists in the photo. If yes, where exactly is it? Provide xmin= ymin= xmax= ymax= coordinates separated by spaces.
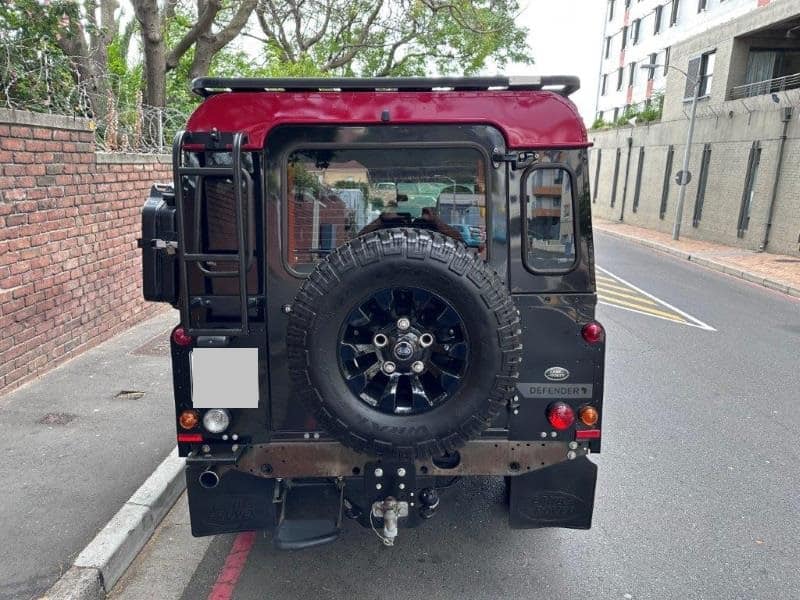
xmin=728 ymin=72 xmax=800 ymax=100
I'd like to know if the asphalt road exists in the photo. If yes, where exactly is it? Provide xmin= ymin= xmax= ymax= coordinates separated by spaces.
xmin=107 ymin=232 xmax=800 ymax=600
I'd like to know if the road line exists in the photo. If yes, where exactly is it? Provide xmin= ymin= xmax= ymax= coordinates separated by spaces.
xmin=596 ymin=280 xmax=638 ymax=293
xmin=599 ymin=296 xmax=689 ymax=321
xmin=598 ymin=301 xmax=695 ymax=327
xmin=207 ymin=531 xmax=257 ymax=600
xmin=597 ymin=286 xmax=659 ymax=305
xmin=597 ymin=266 xmax=716 ymax=331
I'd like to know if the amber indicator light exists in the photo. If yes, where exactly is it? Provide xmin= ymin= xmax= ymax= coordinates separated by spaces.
xmin=579 ymin=405 xmax=599 ymax=427
xmin=179 ymin=409 xmax=200 ymax=430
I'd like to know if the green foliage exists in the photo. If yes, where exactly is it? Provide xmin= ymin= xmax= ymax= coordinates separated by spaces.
xmin=590 ymin=116 xmax=610 ymax=131
xmin=0 ymin=1 xmax=79 ymax=112
xmin=596 ymin=93 xmax=665 ymax=131
xmin=637 ymin=92 xmax=664 ymax=123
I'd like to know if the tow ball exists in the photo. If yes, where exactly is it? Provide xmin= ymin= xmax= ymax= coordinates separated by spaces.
xmin=371 ymin=497 xmax=409 ymax=546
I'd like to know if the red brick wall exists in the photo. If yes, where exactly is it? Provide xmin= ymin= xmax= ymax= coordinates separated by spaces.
xmin=0 ymin=109 xmax=172 ymax=395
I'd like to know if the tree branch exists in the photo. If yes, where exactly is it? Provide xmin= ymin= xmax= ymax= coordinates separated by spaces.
xmin=165 ymin=0 xmax=222 ymax=70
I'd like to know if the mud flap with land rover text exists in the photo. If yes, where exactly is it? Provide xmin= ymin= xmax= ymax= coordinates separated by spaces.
xmin=508 ymin=456 xmax=597 ymax=529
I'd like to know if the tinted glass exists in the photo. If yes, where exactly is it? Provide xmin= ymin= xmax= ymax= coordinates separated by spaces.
xmin=523 ymin=167 xmax=576 ymax=271
xmin=286 ymin=147 xmax=487 ymax=268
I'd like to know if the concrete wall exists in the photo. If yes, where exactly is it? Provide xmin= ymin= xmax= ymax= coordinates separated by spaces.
xmin=0 ymin=109 xmax=171 ymax=394
xmin=589 ymin=105 xmax=800 ymax=256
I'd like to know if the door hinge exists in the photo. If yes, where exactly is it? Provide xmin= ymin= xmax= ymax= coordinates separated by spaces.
xmin=491 ymin=148 xmax=538 ymax=170
xmin=138 ymin=238 xmax=179 ymax=254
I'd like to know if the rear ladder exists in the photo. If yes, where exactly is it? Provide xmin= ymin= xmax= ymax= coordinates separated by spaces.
xmin=172 ymin=130 xmax=253 ymax=336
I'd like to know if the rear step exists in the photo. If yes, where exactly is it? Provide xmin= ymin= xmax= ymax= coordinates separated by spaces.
xmin=274 ymin=480 xmax=344 ymax=550
xmin=172 ymin=130 xmax=253 ymax=336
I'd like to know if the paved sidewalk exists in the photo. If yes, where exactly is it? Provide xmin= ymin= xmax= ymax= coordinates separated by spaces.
xmin=0 ymin=309 xmax=177 ymax=600
xmin=593 ymin=219 xmax=800 ymax=298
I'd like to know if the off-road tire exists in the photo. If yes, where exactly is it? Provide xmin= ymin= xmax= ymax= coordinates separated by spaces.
xmin=287 ymin=228 xmax=522 ymax=460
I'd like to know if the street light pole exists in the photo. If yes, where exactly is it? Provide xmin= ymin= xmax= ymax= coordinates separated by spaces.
xmin=640 ymin=63 xmax=701 ymax=240
xmin=673 ymin=77 xmax=701 ymax=240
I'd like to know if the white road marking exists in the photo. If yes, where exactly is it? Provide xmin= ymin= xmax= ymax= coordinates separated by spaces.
xmin=597 ymin=266 xmax=717 ymax=332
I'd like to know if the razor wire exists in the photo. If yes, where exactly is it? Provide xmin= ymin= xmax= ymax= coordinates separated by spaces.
xmin=0 ymin=35 xmax=191 ymax=153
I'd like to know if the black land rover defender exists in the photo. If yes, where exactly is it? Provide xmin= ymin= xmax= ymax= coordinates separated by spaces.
xmin=140 ymin=76 xmax=604 ymax=548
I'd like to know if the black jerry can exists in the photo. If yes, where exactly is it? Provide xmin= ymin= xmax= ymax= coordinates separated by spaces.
xmin=139 ymin=183 xmax=179 ymax=304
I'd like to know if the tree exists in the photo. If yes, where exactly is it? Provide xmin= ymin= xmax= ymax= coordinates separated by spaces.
xmin=132 ymin=0 xmax=258 ymax=109
xmin=253 ymin=0 xmax=531 ymax=77
xmin=0 ymin=0 xmax=121 ymax=119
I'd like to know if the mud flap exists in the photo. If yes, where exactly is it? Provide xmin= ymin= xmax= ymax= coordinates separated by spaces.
xmin=508 ymin=456 xmax=597 ymax=529
xmin=186 ymin=466 xmax=277 ymax=537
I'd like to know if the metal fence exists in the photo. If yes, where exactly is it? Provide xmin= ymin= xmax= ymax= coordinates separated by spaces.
xmin=0 ymin=37 xmax=189 ymax=153
xmin=728 ymin=72 xmax=800 ymax=100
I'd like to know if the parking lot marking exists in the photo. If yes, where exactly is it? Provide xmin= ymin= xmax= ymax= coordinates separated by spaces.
xmin=207 ymin=531 xmax=256 ymax=600
xmin=597 ymin=266 xmax=716 ymax=331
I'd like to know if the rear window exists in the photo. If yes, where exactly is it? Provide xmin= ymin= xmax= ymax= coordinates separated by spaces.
xmin=522 ymin=166 xmax=577 ymax=272
xmin=286 ymin=147 xmax=487 ymax=269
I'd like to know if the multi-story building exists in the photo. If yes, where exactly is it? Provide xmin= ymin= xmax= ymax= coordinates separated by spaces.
xmin=589 ymin=0 xmax=800 ymax=257
xmin=596 ymin=0 xmax=770 ymax=123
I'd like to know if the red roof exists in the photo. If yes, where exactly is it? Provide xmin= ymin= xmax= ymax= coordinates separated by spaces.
xmin=186 ymin=90 xmax=588 ymax=150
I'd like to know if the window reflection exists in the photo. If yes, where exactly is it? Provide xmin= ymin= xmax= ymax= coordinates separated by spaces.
xmin=524 ymin=167 xmax=576 ymax=271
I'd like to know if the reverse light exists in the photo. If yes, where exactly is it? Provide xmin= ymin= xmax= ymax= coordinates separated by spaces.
xmin=178 ymin=409 xmax=200 ymax=430
xmin=172 ymin=327 xmax=193 ymax=347
xmin=202 ymin=408 xmax=231 ymax=434
xmin=546 ymin=402 xmax=575 ymax=430
xmin=579 ymin=405 xmax=599 ymax=427
xmin=581 ymin=321 xmax=605 ymax=344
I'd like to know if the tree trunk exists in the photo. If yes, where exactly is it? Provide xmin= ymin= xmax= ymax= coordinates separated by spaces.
xmin=133 ymin=0 xmax=167 ymax=109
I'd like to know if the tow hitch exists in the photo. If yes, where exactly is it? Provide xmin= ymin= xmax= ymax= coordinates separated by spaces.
xmin=371 ymin=498 xmax=409 ymax=546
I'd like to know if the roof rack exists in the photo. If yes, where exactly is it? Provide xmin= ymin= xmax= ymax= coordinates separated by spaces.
xmin=191 ymin=76 xmax=580 ymax=98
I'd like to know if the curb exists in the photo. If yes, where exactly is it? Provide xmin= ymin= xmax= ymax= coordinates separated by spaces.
xmin=594 ymin=226 xmax=800 ymax=299
xmin=40 ymin=450 xmax=186 ymax=600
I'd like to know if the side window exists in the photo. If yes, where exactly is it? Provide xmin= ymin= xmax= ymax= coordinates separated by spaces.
xmin=523 ymin=167 xmax=576 ymax=272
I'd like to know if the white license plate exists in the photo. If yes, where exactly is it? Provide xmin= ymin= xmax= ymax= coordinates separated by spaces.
xmin=190 ymin=348 xmax=259 ymax=408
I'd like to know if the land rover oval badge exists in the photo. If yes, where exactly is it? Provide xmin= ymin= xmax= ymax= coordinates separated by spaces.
xmin=544 ymin=366 xmax=570 ymax=381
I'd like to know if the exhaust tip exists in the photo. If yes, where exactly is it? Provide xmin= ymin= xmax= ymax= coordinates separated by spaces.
xmin=199 ymin=470 xmax=220 ymax=489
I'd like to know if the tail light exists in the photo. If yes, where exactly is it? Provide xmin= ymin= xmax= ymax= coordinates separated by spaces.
xmin=546 ymin=402 xmax=575 ymax=430
xmin=172 ymin=327 xmax=193 ymax=347
xmin=581 ymin=321 xmax=605 ymax=344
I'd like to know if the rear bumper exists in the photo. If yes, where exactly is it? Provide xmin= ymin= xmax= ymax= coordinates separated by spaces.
xmin=185 ymin=440 xmax=598 ymax=537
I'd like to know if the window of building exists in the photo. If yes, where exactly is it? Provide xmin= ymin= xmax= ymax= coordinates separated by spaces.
xmin=697 ymin=0 xmax=707 ymax=11
xmin=625 ymin=0 xmax=631 ymax=8
xmin=699 ymin=51 xmax=715 ymax=96
xmin=617 ymin=67 xmax=624 ymax=90
xmin=632 ymin=19 xmax=641 ymax=44
xmin=654 ymin=4 xmax=663 ymax=34
xmin=610 ymin=147 xmax=622 ymax=207
xmin=663 ymin=46 xmax=671 ymax=76
xmin=523 ymin=167 xmax=577 ymax=272
xmin=692 ymin=144 xmax=712 ymax=227
xmin=670 ymin=0 xmax=680 ymax=26
xmin=629 ymin=62 xmax=637 ymax=86
xmin=609 ymin=0 xmax=615 ymax=21
xmin=593 ymin=149 xmax=602 ymax=202
xmin=632 ymin=147 xmax=645 ymax=213
xmin=660 ymin=145 xmax=674 ymax=219
xmin=613 ymin=107 xmax=620 ymax=121
xmin=648 ymin=53 xmax=658 ymax=80
xmin=737 ymin=141 xmax=762 ymax=237
xmin=622 ymin=25 xmax=628 ymax=49
xmin=685 ymin=50 xmax=716 ymax=99
xmin=601 ymin=74 xmax=608 ymax=95
xmin=286 ymin=146 xmax=488 ymax=268
xmin=605 ymin=36 xmax=612 ymax=58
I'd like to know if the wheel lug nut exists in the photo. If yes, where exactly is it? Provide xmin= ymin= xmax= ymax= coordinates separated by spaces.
xmin=419 ymin=333 xmax=434 ymax=348
xmin=382 ymin=361 xmax=397 ymax=375
xmin=373 ymin=333 xmax=388 ymax=348
xmin=411 ymin=361 xmax=424 ymax=374
xmin=397 ymin=317 xmax=411 ymax=331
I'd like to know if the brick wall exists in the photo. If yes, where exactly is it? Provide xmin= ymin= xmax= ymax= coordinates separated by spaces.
xmin=0 ymin=109 xmax=172 ymax=395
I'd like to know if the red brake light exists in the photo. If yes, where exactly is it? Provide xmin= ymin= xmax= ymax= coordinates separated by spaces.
xmin=576 ymin=429 xmax=601 ymax=440
xmin=546 ymin=402 xmax=575 ymax=430
xmin=172 ymin=327 xmax=193 ymax=347
xmin=177 ymin=433 xmax=203 ymax=443
xmin=581 ymin=321 xmax=605 ymax=344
